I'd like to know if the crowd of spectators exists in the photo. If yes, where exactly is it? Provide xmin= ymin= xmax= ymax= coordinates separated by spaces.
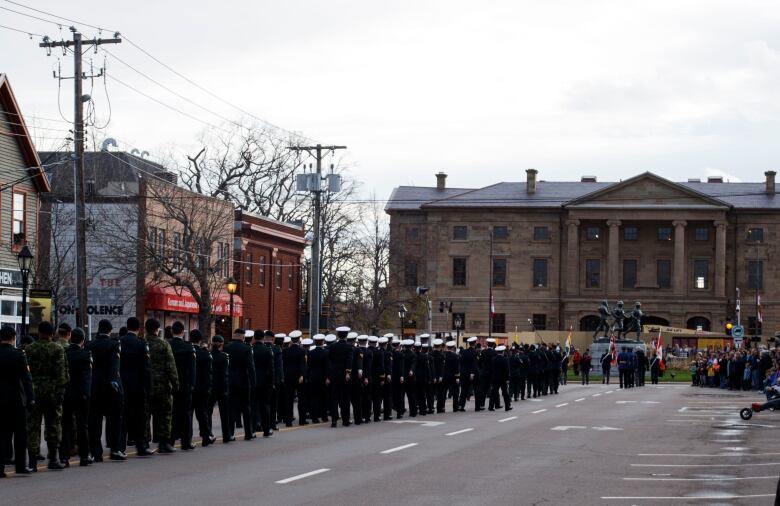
xmin=690 ymin=345 xmax=779 ymax=393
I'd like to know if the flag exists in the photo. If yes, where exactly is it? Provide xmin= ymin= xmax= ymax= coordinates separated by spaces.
xmin=609 ymin=333 xmax=617 ymax=367
xmin=656 ymin=330 xmax=665 ymax=371
xmin=490 ymin=294 xmax=495 ymax=317
xmin=565 ymin=328 xmax=572 ymax=355
xmin=758 ymin=293 xmax=763 ymax=324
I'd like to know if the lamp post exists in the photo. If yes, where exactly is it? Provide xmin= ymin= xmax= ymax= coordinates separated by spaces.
xmin=454 ymin=314 xmax=462 ymax=348
xmin=17 ymin=245 xmax=33 ymax=340
xmin=398 ymin=304 xmax=407 ymax=338
xmin=226 ymin=276 xmax=238 ymax=333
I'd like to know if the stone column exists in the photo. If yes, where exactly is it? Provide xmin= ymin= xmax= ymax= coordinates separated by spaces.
xmin=715 ymin=220 xmax=727 ymax=298
xmin=673 ymin=220 xmax=687 ymax=296
xmin=566 ymin=219 xmax=580 ymax=295
xmin=607 ymin=220 xmax=621 ymax=297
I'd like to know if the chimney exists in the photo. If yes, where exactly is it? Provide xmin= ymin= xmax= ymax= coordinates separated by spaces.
xmin=581 ymin=176 xmax=597 ymax=183
xmin=436 ymin=172 xmax=447 ymax=191
xmin=526 ymin=168 xmax=538 ymax=194
xmin=766 ymin=170 xmax=776 ymax=195
xmin=707 ymin=176 xmax=723 ymax=183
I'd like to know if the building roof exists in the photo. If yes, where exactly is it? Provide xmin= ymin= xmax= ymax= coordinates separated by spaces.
xmin=0 ymin=74 xmax=50 ymax=193
xmin=385 ymin=172 xmax=779 ymax=211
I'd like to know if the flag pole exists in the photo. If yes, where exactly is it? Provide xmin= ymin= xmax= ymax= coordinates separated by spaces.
xmin=488 ymin=228 xmax=493 ymax=338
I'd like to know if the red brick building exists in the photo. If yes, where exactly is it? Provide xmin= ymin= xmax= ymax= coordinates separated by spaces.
xmin=232 ymin=210 xmax=305 ymax=333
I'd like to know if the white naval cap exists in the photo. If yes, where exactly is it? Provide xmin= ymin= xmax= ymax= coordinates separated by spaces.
xmin=347 ymin=332 xmax=358 ymax=340
xmin=336 ymin=326 xmax=351 ymax=333
xmin=391 ymin=338 xmax=401 ymax=345
xmin=368 ymin=336 xmax=379 ymax=343
xmin=418 ymin=333 xmax=430 ymax=339
xmin=413 ymin=341 xmax=422 ymax=347
xmin=283 ymin=336 xmax=292 ymax=344
xmin=383 ymin=333 xmax=395 ymax=339
xmin=486 ymin=338 xmax=496 ymax=344
xmin=301 ymin=338 xmax=313 ymax=346
xmin=313 ymin=334 xmax=325 ymax=341
xmin=244 ymin=330 xmax=255 ymax=338
xmin=309 ymin=345 xmax=316 ymax=351
xmin=325 ymin=334 xmax=337 ymax=343
xmin=401 ymin=339 xmax=414 ymax=346
xmin=445 ymin=341 xmax=456 ymax=348
xmin=496 ymin=345 xmax=506 ymax=352
xmin=274 ymin=333 xmax=287 ymax=339
xmin=433 ymin=338 xmax=444 ymax=346
xmin=467 ymin=336 xmax=478 ymax=343
xmin=289 ymin=330 xmax=303 ymax=339
xmin=378 ymin=337 xmax=389 ymax=344
xmin=357 ymin=335 xmax=368 ymax=341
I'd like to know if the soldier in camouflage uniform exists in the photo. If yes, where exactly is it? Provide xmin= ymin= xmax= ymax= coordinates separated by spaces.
xmin=145 ymin=318 xmax=179 ymax=454
xmin=26 ymin=321 xmax=69 ymax=470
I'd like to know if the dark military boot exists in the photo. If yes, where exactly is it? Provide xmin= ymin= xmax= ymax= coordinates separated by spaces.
xmin=28 ymin=451 xmax=37 ymax=472
xmin=47 ymin=447 xmax=66 ymax=470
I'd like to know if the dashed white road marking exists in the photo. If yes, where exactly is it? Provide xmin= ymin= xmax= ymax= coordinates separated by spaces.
xmin=639 ymin=452 xmax=780 ymax=457
xmin=445 ymin=428 xmax=474 ymax=436
xmin=498 ymin=416 xmax=517 ymax=423
xmin=276 ymin=468 xmax=330 ymax=484
xmin=574 ymin=398 xmax=585 ymax=402
xmin=602 ymin=494 xmax=775 ymax=500
xmin=555 ymin=403 xmax=569 ymax=408
xmin=529 ymin=398 xmax=543 ymax=402
xmin=623 ymin=475 xmax=776 ymax=482
xmin=380 ymin=443 xmax=418 ymax=454
xmin=551 ymin=425 xmax=586 ymax=431
xmin=605 ymin=391 xmax=614 ymax=395
xmin=592 ymin=393 xmax=601 ymax=397
xmin=532 ymin=409 xmax=547 ymax=414
xmin=632 ymin=462 xmax=780 ymax=468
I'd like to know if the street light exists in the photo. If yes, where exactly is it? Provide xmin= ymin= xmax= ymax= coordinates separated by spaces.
xmin=17 ymin=245 xmax=33 ymax=340
xmin=454 ymin=314 xmax=462 ymax=348
xmin=398 ymin=304 xmax=408 ymax=338
xmin=226 ymin=276 xmax=238 ymax=332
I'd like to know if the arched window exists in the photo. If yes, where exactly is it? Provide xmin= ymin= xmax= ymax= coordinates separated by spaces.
xmin=686 ymin=316 xmax=711 ymax=331
xmin=642 ymin=316 xmax=670 ymax=327
xmin=579 ymin=315 xmax=601 ymax=331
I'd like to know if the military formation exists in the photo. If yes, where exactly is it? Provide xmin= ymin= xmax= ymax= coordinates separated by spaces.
xmin=0 ymin=317 xmax=571 ymax=477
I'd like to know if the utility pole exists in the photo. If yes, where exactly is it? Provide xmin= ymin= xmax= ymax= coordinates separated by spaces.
xmin=289 ymin=144 xmax=346 ymax=337
xmin=40 ymin=28 xmax=121 ymax=329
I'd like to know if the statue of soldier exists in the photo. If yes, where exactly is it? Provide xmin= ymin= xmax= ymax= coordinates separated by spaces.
xmin=593 ymin=300 xmax=610 ymax=338
xmin=622 ymin=302 xmax=643 ymax=339
xmin=612 ymin=301 xmax=626 ymax=337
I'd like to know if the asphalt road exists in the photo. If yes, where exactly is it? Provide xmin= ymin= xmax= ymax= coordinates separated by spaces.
xmin=3 ymin=382 xmax=777 ymax=505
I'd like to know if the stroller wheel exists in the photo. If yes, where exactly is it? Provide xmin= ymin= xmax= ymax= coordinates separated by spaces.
xmin=740 ymin=408 xmax=753 ymax=420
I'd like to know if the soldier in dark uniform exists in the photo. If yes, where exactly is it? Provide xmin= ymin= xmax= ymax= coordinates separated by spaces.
xmin=87 ymin=319 xmax=125 ymax=462
xmin=635 ymin=346 xmax=647 ymax=387
xmin=601 ymin=350 xmax=612 ymax=384
xmin=551 ymin=345 xmax=562 ymax=394
xmin=347 ymin=333 xmax=364 ymax=424
xmin=189 ymin=330 xmax=214 ymax=447
xmin=443 ymin=341 xmax=460 ymax=412
xmin=477 ymin=339 xmax=497 ymax=410
xmin=146 ymin=318 xmax=179 ymax=453
xmin=368 ymin=336 xmax=385 ymax=422
xmin=60 ymin=328 xmax=92 ymax=467
xmin=26 ymin=321 xmax=69 ymax=470
xmin=617 ymin=347 xmax=630 ymax=389
xmin=250 ymin=330 xmax=274 ymax=437
xmin=224 ymin=329 xmax=256 ymax=440
xmin=458 ymin=337 xmax=478 ymax=411
xmin=282 ymin=330 xmax=307 ymax=427
xmin=169 ymin=322 xmax=196 ymax=450
xmin=328 ymin=327 xmax=354 ymax=427
xmin=401 ymin=340 xmax=417 ymax=417
xmin=307 ymin=334 xmax=329 ymax=423
xmin=207 ymin=335 xmax=230 ymax=442
xmin=0 ymin=325 xmax=34 ymax=477
xmin=419 ymin=335 xmax=435 ymax=414
xmin=593 ymin=300 xmax=610 ymax=338
xmin=119 ymin=317 xmax=153 ymax=456
xmin=432 ymin=339 xmax=446 ymax=413
xmin=413 ymin=341 xmax=431 ymax=416
xmin=378 ymin=336 xmax=394 ymax=420
xmin=528 ymin=344 xmax=542 ymax=398
xmin=391 ymin=338 xmax=405 ymax=418
xmin=509 ymin=345 xmax=522 ymax=401
xmin=490 ymin=346 xmax=512 ymax=411
xmin=270 ymin=333 xmax=284 ymax=430
xmin=356 ymin=335 xmax=373 ymax=423
xmin=518 ymin=345 xmax=530 ymax=400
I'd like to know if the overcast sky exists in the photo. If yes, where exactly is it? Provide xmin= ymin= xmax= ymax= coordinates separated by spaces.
xmin=3 ymin=0 xmax=780 ymax=198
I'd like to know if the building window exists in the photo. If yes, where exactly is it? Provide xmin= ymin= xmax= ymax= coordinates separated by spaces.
xmin=12 ymin=191 xmax=26 ymax=246
xmin=585 ymin=227 xmax=600 ymax=241
xmin=748 ymin=228 xmax=764 ymax=243
xmin=533 ymin=258 xmax=548 ymax=288
xmin=693 ymin=259 xmax=709 ymax=289
xmin=533 ymin=226 xmax=550 ymax=241
xmin=452 ymin=312 xmax=466 ymax=332
xmin=492 ymin=258 xmax=507 ymax=286
xmin=493 ymin=226 xmax=509 ymax=240
xmin=532 ymin=314 xmax=547 ymax=331
xmin=657 ymin=227 xmax=672 ymax=241
xmin=657 ymin=259 xmax=671 ymax=288
xmin=492 ymin=313 xmax=506 ymax=333
xmin=219 ymin=242 xmax=230 ymax=277
xmin=623 ymin=259 xmax=637 ymax=289
xmin=453 ymin=226 xmax=468 ymax=240
xmin=623 ymin=226 xmax=638 ymax=241
xmin=259 ymin=255 xmax=265 ymax=287
xmin=245 ymin=252 xmax=253 ymax=284
xmin=694 ymin=227 xmax=709 ymax=241
xmin=173 ymin=232 xmax=182 ymax=270
xmin=453 ymin=257 xmax=467 ymax=286
xmin=748 ymin=316 xmax=763 ymax=336
xmin=288 ymin=264 xmax=295 ymax=291
xmin=275 ymin=261 xmax=282 ymax=289
xmin=748 ymin=260 xmax=763 ymax=290
xmin=585 ymin=259 xmax=600 ymax=288
xmin=404 ymin=259 xmax=418 ymax=287
xmin=405 ymin=227 xmax=419 ymax=241
xmin=1 ymin=300 xmax=14 ymax=316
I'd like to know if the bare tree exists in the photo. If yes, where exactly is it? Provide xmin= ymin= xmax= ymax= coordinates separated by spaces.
xmin=37 ymin=201 xmax=76 ymax=326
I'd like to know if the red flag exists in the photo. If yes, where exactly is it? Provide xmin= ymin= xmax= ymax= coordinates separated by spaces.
xmin=609 ymin=333 xmax=617 ymax=367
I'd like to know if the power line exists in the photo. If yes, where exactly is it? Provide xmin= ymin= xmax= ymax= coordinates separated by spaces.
xmin=0 ymin=117 xmax=72 ymax=132
xmin=4 ymin=0 xmax=112 ymax=32
xmin=0 ymin=5 xmax=63 ymax=27
xmin=0 ymin=22 xmax=42 ymax=37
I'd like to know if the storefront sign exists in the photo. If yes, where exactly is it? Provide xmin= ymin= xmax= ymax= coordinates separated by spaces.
xmin=0 ymin=269 xmax=21 ymax=288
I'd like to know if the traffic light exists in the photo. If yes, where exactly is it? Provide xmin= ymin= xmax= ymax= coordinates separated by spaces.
xmin=725 ymin=321 xmax=733 ymax=336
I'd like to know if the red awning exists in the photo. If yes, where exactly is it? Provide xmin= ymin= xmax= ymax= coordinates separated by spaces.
xmin=145 ymin=285 xmax=242 ymax=317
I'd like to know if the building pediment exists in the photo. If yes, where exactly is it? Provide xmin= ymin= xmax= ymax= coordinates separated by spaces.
xmin=564 ymin=172 xmax=730 ymax=210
